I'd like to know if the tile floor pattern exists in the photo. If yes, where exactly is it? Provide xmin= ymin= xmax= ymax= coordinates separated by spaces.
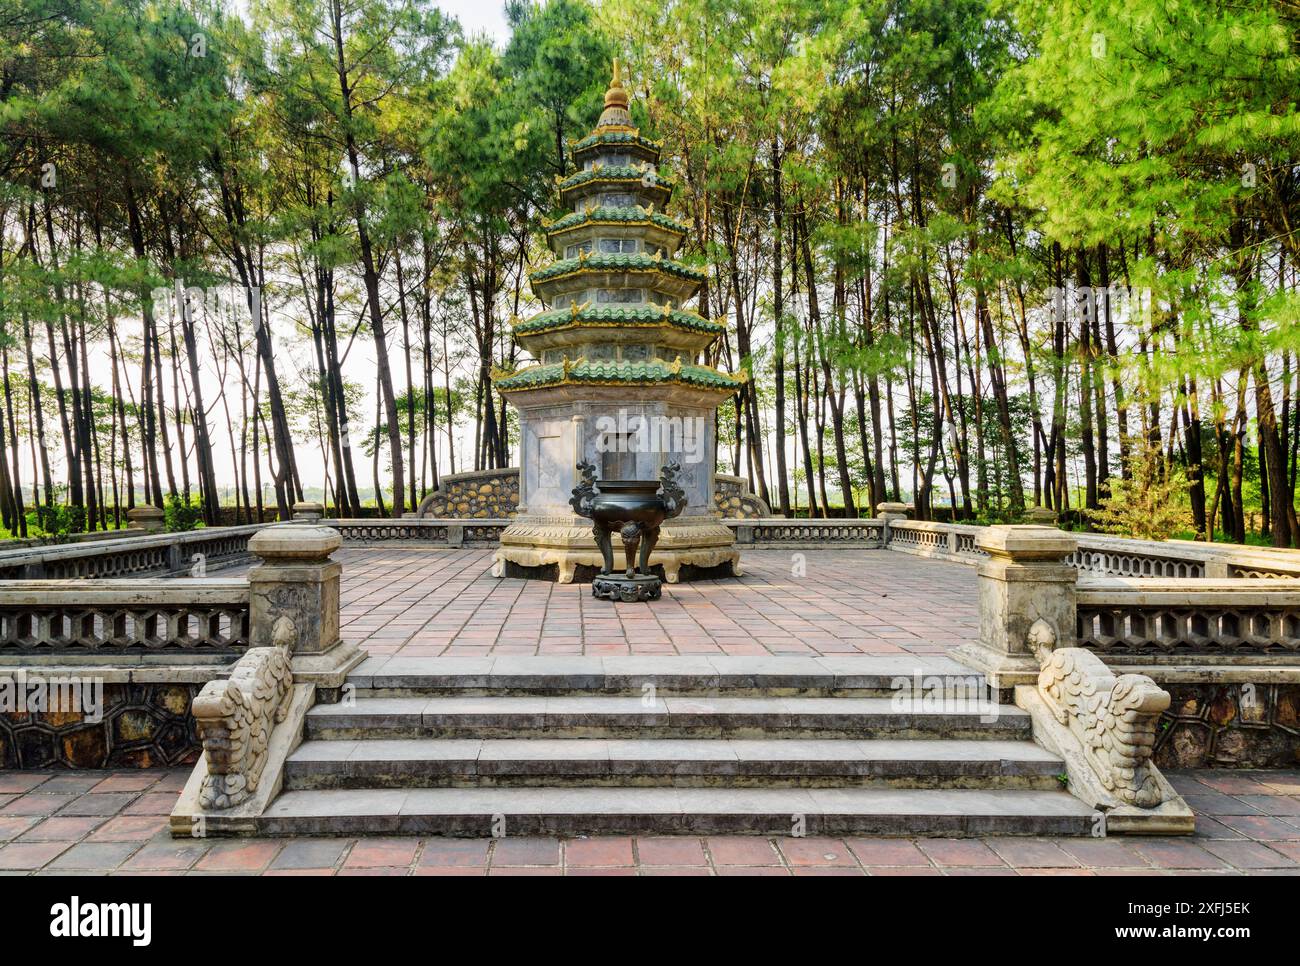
xmin=322 ymin=548 xmax=979 ymax=658
xmin=2 ymin=769 xmax=1298 ymax=875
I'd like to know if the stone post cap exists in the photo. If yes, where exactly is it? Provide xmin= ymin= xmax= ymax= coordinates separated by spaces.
xmin=977 ymin=524 xmax=1077 ymax=560
xmin=876 ymin=501 xmax=909 ymax=517
xmin=292 ymin=500 xmax=324 ymax=512
xmin=1024 ymin=505 xmax=1059 ymax=525
xmin=126 ymin=506 xmax=165 ymax=529
xmin=249 ymin=524 xmax=341 ymax=561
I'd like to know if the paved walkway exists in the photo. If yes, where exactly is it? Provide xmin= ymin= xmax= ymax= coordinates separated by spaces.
xmin=2 ymin=769 xmax=1297 ymax=875
xmin=329 ymin=548 xmax=978 ymax=658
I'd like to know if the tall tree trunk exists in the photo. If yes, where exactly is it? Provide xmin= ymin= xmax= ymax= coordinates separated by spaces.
xmin=330 ymin=0 xmax=405 ymax=514
xmin=770 ymin=135 xmax=791 ymax=516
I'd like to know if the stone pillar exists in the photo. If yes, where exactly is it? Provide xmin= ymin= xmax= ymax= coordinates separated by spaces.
xmin=1204 ymin=559 xmax=1230 ymax=578
xmin=1024 ymin=505 xmax=1058 ymax=526
xmin=127 ymin=505 xmax=165 ymax=530
xmin=569 ymin=412 xmax=586 ymax=514
xmin=292 ymin=501 xmax=324 ymax=522
xmin=877 ymin=502 xmax=908 ymax=547
xmin=952 ymin=525 xmax=1078 ymax=689
xmin=247 ymin=524 xmax=362 ymax=691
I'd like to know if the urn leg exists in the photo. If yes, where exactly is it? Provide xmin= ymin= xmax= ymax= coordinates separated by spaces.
xmin=639 ymin=525 xmax=661 ymax=575
xmin=619 ymin=522 xmax=642 ymax=577
xmin=592 ymin=523 xmax=614 ymax=575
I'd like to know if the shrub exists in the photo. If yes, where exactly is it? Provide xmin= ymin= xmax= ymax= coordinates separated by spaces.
xmin=1088 ymin=437 xmax=1192 ymax=541
xmin=26 ymin=504 xmax=85 ymax=543
xmin=164 ymin=494 xmax=204 ymax=532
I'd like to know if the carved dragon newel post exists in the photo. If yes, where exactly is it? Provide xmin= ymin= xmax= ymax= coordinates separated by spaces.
xmin=175 ymin=525 xmax=359 ymax=831
xmin=953 ymin=525 xmax=1193 ymax=833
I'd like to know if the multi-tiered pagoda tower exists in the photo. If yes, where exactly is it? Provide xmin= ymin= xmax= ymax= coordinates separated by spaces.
xmin=492 ymin=61 xmax=742 ymax=584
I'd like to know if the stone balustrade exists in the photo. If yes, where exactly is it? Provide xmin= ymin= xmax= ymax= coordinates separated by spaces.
xmin=322 ymin=518 xmax=511 ymax=546
xmin=0 ymin=524 xmax=262 ymax=580
xmin=1 ymin=525 xmax=353 ymax=769
xmin=949 ymin=524 xmax=1300 ymax=770
xmin=1 ymin=505 xmax=1296 ymax=582
xmin=0 ymin=578 xmax=251 ymax=656
xmin=884 ymin=519 xmax=987 ymax=561
xmin=1075 ymin=578 xmax=1300 ymax=660
xmin=2 ymin=510 xmax=1297 ymax=772
xmin=732 ymin=518 xmax=883 ymax=547
xmin=1069 ymin=534 xmax=1300 ymax=579
xmin=880 ymin=516 xmax=1300 ymax=580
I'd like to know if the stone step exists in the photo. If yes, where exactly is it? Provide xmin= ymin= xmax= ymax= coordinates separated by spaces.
xmin=256 ymin=786 xmax=1097 ymax=837
xmin=347 ymin=655 xmax=988 ymax=697
xmin=283 ymin=737 xmax=1065 ymax=790
xmin=305 ymin=695 xmax=1029 ymax=740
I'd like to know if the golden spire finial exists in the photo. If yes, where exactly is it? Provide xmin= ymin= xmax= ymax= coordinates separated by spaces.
xmin=604 ymin=58 xmax=629 ymax=111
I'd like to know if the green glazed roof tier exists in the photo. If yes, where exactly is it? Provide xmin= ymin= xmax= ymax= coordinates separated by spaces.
xmin=529 ymin=251 xmax=705 ymax=285
xmin=512 ymin=304 xmax=725 ymax=337
xmin=544 ymin=205 xmax=688 ymax=239
xmin=570 ymin=130 xmax=662 ymax=160
xmin=495 ymin=358 xmax=742 ymax=393
xmin=558 ymin=164 xmax=672 ymax=192
xmin=557 ymin=165 xmax=673 ymax=204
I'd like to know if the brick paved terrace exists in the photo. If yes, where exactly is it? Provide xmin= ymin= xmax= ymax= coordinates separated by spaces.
xmin=324 ymin=548 xmax=978 ymax=658
xmin=1 ymin=769 xmax=1298 ymax=875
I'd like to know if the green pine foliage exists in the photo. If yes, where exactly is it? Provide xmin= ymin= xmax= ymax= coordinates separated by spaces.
xmin=0 ymin=0 xmax=1296 ymax=538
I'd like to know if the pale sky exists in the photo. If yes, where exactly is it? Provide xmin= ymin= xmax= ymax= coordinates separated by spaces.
xmin=227 ymin=1 xmax=512 ymax=44
xmin=435 ymin=0 xmax=512 ymax=44
xmin=13 ymin=3 xmax=518 ymax=505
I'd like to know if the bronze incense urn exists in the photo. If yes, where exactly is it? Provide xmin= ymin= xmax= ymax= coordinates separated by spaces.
xmin=570 ymin=461 xmax=687 ymax=601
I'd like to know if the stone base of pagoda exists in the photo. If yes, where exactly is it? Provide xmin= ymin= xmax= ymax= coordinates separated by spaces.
xmin=492 ymin=513 xmax=740 ymax=584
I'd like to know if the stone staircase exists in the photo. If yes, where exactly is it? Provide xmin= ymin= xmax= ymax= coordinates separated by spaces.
xmin=253 ymin=657 xmax=1097 ymax=836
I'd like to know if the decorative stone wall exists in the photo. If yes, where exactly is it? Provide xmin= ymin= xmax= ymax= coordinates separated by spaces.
xmin=0 ymin=683 xmax=201 ymax=768
xmin=417 ymin=467 xmax=767 ymax=521
xmin=417 ymin=469 xmax=520 ymax=519
xmin=1155 ymin=683 xmax=1300 ymax=769
xmin=0 ymin=523 xmax=352 ymax=770
xmin=713 ymin=474 xmax=771 ymax=518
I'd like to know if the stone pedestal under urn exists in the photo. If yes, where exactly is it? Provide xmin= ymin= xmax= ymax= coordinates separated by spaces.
xmin=492 ymin=61 xmax=742 ymax=584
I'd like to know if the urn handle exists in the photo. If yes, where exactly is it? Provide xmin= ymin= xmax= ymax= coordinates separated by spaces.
xmin=659 ymin=461 xmax=687 ymax=520
xmin=570 ymin=460 xmax=598 ymax=518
